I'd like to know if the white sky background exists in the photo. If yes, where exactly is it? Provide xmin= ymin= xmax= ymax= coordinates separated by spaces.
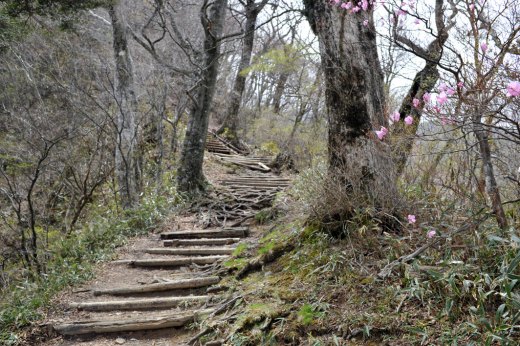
xmin=254 ymin=0 xmax=519 ymax=108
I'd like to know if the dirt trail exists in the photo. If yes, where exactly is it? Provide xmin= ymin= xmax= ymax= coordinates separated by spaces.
xmin=42 ymin=133 xmax=290 ymax=346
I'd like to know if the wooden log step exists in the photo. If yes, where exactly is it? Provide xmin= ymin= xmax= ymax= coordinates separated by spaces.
xmin=70 ymin=295 xmax=214 ymax=311
xmin=220 ymin=181 xmax=290 ymax=187
xmin=164 ymin=238 xmax=240 ymax=247
xmin=130 ymin=255 xmax=228 ymax=268
xmin=222 ymin=177 xmax=291 ymax=181
xmin=144 ymin=247 xmax=235 ymax=255
xmin=54 ymin=309 xmax=213 ymax=335
xmin=160 ymin=228 xmax=249 ymax=239
xmin=93 ymin=276 xmax=220 ymax=296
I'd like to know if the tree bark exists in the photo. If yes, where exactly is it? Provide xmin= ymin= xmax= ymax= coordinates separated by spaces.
xmin=303 ymin=1 xmax=398 ymax=220
xmin=473 ymin=109 xmax=508 ymax=230
xmin=177 ymin=0 xmax=227 ymax=193
xmin=218 ymin=0 xmax=268 ymax=142
xmin=109 ymin=1 xmax=140 ymax=209
xmin=392 ymin=0 xmax=457 ymax=175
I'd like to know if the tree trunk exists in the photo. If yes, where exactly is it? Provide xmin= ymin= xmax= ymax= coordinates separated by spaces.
xmin=303 ymin=1 xmax=398 ymax=222
xmin=109 ymin=2 xmax=139 ymax=209
xmin=177 ymin=0 xmax=227 ymax=193
xmin=272 ymin=72 xmax=289 ymax=114
xmin=473 ymin=109 xmax=508 ymax=230
xmin=218 ymin=0 xmax=268 ymax=142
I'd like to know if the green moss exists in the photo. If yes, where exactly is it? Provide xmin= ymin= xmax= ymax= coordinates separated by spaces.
xmin=233 ymin=243 xmax=248 ymax=257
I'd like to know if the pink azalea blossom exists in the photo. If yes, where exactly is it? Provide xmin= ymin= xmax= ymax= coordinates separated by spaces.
xmin=437 ymin=92 xmax=448 ymax=105
xmin=414 ymin=18 xmax=421 ymax=25
xmin=395 ymin=8 xmax=407 ymax=16
xmin=352 ymin=6 xmax=361 ymax=13
xmin=446 ymin=88 xmax=456 ymax=96
xmin=506 ymin=81 xmax=520 ymax=97
xmin=333 ymin=0 xmax=340 ymax=4
xmin=469 ymin=3 xmax=475 ymax=10
xmin=341 ymin=2 xmax=352 ymax=9
xmin=457 ymin=81 xmax=464 ymax=89
xmin=441 ymin=116 xmax=448 ymax=126
xmin=433 ymin=106 xmax=441 ymax=113
xmin=422 ymin=92 xmax=431 ymax=103
xmin=363 ymin=19 xmax=369 ymax=26
xmin=407 ymin=214 xmax=416 ymax=224
xmin=438 ymin=82 xmax=448 ymax=92
xmin=375 ymin=126 xmax=388 ymax=140
xmin=390 ymin=111 xmax=400 ymax=122
xmin=481 ymin=42 xmax=488 ymax=53
xmin=404 ymin=115 xmax=413 ymax=125
xmin=427 ymin=230 xmax=437 ymax=238
xmin=361 ymin=0 xmax=369 ymax=11
xmin=412 ymin=98 xmax=420 ymax=108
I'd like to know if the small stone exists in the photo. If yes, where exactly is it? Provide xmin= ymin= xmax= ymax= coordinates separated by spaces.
xmin=115 ymin=338 xmax=126 ymax=344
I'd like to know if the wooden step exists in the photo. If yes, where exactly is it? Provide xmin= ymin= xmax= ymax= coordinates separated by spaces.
xmin=93 ymin=276 xmax=220 ymax=296
xmin=160 ymin=228 xmax=249 ymax=239
xmin=70 ymin=295 xmax=214 ymax=311
xmin=144 ymin=247 xmax=235 ymax=256
xmin=129 ymin=256 xmax=228 ymax=268
xmin=164 ymin=238 xmax=240 ymax=247
xmin=54 ymin=309 xmax=213 ymax=335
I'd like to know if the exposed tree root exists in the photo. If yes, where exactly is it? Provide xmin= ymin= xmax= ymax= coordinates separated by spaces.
xmin=236 ymin=242 xmax=295 ymax=279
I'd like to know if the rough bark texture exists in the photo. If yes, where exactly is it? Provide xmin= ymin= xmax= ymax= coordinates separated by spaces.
xmin=109 ymin=1 xmax=140 ymax=209
xmin=218 ymin=0 xmax=268 ymax=142
xmin=303 ymin=1 xmax=398 ymax=220
xmin=177 ymin=0 xmax=227 ymax=193
xmin=473 ymin=109 xmax=508 ymax=230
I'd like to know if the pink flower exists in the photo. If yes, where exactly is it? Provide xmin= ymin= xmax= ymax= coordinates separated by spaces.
xmin=457 ymin=81 xmax=464 ymax=89
xmin=422 ymin=92 xmax=431 ymax=103
xmin=375 ymin=126 xmax=388 ymax=140
xmin=506 ymin=81 xmax=520 ymax=97
xmin=481 ymin=42 xmax=488 ymax=53
xmin=390 ymin=111 xmax=400 ymax=122
xmin=446 ymin=88 xmax=456 ymax=96
xmin=404 ymin=115 xmax=413 ymax=125
xmin=414 ymin=18 xmax=421 ymax=25
xmin=363 ymin=19 xmax=369 ymax=26
xmin=438 ymin=82 xmax=448 ymax=92
xmin=412 ymin=98 xmax=420 ymax=108
xmin=351 ymin=6 xmax=361 ymax=13
xmin=341 ymin=2 xmax=352 ymax=9
xmin=407 ymin=214 xmax=416 ymax=224
xmin=427 ymin=230 xmax=437 ymax=238
xmin=396 ymin=8 xmax=407 ymax=16
xmin=437 ymin=92 xmax=448 ymax=105
xmin=469 ymin=3 xmax=475 ymax=10
xmin=361 ymin=0 xmax=369 ymax=11
xmin=441 ymin=116 xmax=448 ymax=125
xmin=433 ymin=106 xmax=441 ymax=113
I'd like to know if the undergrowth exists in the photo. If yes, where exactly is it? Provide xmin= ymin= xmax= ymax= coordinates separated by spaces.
xmin=0 ymin=190 xmax=180 ymax=345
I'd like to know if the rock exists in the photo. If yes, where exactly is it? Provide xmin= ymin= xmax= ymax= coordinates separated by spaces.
xmin=115 ymin=337 xmax=126 ymax=344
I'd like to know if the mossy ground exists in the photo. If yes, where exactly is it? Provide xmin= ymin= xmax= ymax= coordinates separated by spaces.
xmin=196 ymin=212 xmax=519 ymax=345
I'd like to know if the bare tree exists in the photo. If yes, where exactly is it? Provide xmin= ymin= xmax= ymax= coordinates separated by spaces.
xmin=177 ymin=0 xmax=228 ymax=193
xmin=109 ymin=1 xmax=140 ymax=208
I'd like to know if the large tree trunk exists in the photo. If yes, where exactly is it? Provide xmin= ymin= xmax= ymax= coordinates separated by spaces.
xmin=303 ymin=1 xmax=398 ymax=223
xmin=177 ymin=0 xmax=227 ymax=193
xmin=109 ymin=2 xmax=140 ymax=209
xmin=218 ymin=0 xmax=268 ymax=142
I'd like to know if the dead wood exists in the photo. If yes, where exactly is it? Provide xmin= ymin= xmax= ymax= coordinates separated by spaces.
xmin=130 ymin=256 xmax=228 ymax=268
xmin=53 ymin=309 xmax=213 ymax=335
xmin=164 ymin=238 xmax=240 ymax=247
xmin=160 ymin=228 xmax=249 ymax=239
xmin=70 ymin=295 xmax=215 ymax=311
xmin=144 ymin=247 xmax=235 ymax=256
xmin=93 ymin=276 xmax=220 ymax=296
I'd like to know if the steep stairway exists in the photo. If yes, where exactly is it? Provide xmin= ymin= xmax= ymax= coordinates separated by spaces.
xmin=48 ymin=132 xmax=290 ymax=345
